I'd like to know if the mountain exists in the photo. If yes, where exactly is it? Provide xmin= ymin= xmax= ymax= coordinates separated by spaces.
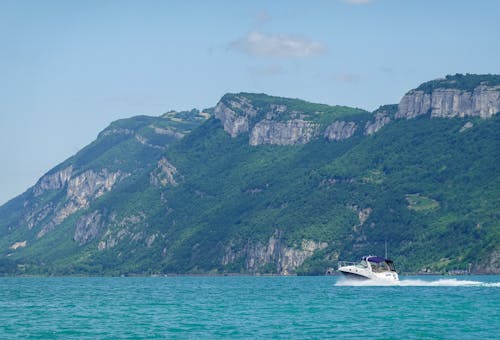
xmin=1 ymin=74 xmax=499 ymax=275
xmin=0 ymin=109 xmax=210 ymax=274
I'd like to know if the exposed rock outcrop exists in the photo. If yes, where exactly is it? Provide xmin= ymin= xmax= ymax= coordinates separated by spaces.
xmin=33 ymin=166 xmax=73 ymax=197
xmin=319 ymin=177 xmax=355 ymax=187
xmin=152 ymin=126 xmax=185 ymax=139
xmin=214 ymin=96 xmax=258 ymax=137
xmin=134 ymin=134 xmax=165 ymax=149
xmin=97 ymin=213 xmax=146 ymax=251
xmin=324 ymin=121 xmax=357 ymax=141
xmin=396 ymin=85 xmax=500 ymax=119
xmin=36 ymin=169 xmax=127 ymax=238
xmin=396 ymin=90 xmax=431 ymax=119
xmin=100 ymin=122 xmax=185 ymax=149
xmin=349 ymin=205 xmax=373 ymax=232
xmin=25 ymin=202 xmax=54 ymax=230
xmin=65 ymin=169 xmax=125 ymax=209
xmin=365 ymin=111 xmax=391 ymax=135
xmin=74 ymin=210 xmax=105 ymax=245
xmin=100 ymin=128 xmax=134 ymax=137
xmin=264 ymin=104 xmax=287 ymax=119
xmin=250 ymin=119 xmax=321 ymax=145
xmin=150 ymin=157 xmax=178 ymax=187
xmin=459 ymin=121 xmax=474 ymax=132
xmin=215 ymin=96 xmax=324 ymax=145
xmin=10 ymin=240 xmax=27 ymax=250
xmin=222 ymin=230 xmax=328 ymax=275
xmin=145 ymin=233 xmax=158 ymax=248
xmin=474 ymin=249 xmax=500 ymax=274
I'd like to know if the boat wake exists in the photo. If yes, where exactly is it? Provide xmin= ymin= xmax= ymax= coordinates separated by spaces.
xmin=335 ymin=278 xmax=500 ymax=287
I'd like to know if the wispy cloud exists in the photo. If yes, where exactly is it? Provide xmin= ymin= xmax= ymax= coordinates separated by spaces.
xmin=340 ymin=0 xmax=373 ymax=4
xmin=229 ymin=31 xmax=327 ymax=58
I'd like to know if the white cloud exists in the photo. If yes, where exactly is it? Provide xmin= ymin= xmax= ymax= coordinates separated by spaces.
xmin=229 ymin=31 xmax=327 ymax=58
xmin=340 ymin=0 xmax=373 ymax=4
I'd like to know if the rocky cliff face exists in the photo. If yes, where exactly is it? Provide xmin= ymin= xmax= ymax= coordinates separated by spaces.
xmin=152 ymin=126 xmax=185 ymax=139
xmin=215 ymin=94 xmax=368 ymax=145
xmin=24 ymin=167 xmax=129 ymax=238
xmin=217 ymin=84 xmax=500 ymax=147
xmin=250 ymin=119 xmax=320 ymax=145
xmin=97 ymin=212 xmax=150 ymax=251
xmin=215 ymin=95 xmax=322 ymax=145
xmin=33 ymin=166 xmax=73 ymax=197
xmin=324 ymin=121 xmax=357 ymax=141
xmin=222 ymin=230 xmax=328 ymax=275
xmin=474 ymin=249 xmax=500 ymax=274
xmin=73 ymin=210 xmax=105 ymax=245
xmin=150 ymin=157 xmax=178 ymax=187
xmin=214 ymin=96 xmax=257 ymax=137
xmin=364 ymin=109 xmax=393 ymax=135
xmin=396 ymin=84 xmax=500 ymax=119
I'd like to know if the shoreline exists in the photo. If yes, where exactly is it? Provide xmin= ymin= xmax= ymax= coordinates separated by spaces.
xmin=1 ymin=272 xmax=498 ymax=278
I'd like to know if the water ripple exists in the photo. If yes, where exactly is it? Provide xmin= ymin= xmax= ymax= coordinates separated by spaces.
xmin=0 ymin=276 xmax=498 ymax=339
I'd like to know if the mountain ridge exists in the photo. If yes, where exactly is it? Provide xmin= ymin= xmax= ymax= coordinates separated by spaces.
xmin=0 ymin=74 xmax=499 ymax=275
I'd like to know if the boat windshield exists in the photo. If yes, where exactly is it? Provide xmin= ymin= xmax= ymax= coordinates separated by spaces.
xmin=358 ymin=260 xmax=368 ymax=268
xmin=370 ymin=260 xmax=392 ymax=272
xmin=386 ymin=261 xmax=396 ymax=272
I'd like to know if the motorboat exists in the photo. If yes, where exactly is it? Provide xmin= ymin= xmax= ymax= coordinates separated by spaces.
xmin=337 ymin=255 xmax=399 ymax=282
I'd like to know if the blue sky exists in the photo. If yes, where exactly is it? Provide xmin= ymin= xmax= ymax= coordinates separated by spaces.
xmin=1 ymin=0 xmax=499 ymax=204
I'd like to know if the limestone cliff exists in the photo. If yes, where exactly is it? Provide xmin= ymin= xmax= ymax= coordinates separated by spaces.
xmin=250 ymin=119 xmax=320 ymax=145
xmin=73 ymin=210 xmax=105 ymax=245
xmin=24 ymin=167 xmax=129 ymax=238
xmin=151 ymin=125 xmax=185 ymax=139
xmin=217 ymin=82 xmax=500 ymax=147
xmin=215 ymin=93 xmax=368 ymax=145
xmin=33 ymin=166 xmax=73 ymax=197
xmin=396 ymin=84 xmax=500 ymax=119
xmin=324 ymin=121 xmax=357 ymax=141
xmin=97 ymin=213 xmax=148 ymax=251
xmin=364 ymin=105 xmax=396 ymax=135
xmin=222 ymin=230 xmax=328 ymax=275
xmin=214 ymin=95 xmax=257 ymax=137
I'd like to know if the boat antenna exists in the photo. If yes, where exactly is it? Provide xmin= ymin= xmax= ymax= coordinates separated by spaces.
xmin=385 ymin=239 xmax=388 ymax=259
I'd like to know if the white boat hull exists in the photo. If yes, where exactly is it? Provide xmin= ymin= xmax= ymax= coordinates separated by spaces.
xmin=338 ymin=264 xmax=399 ymax=282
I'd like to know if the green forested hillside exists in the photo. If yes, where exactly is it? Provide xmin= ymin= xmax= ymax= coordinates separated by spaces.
xmin=134 ymin=115 xmax=499 ymax=274
xmin=0 ymin=82 xmax=498 ymax=276
xmin=416 ymin=73 xmax=500 ymax=93
xmin=0 ymin=109 xmax=209 ymax=274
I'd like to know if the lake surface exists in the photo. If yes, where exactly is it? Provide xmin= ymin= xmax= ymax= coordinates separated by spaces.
xmin=0 ymin=275 xmax=498 ymax=339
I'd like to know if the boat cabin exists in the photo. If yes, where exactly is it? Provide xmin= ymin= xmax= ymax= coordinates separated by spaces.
xmin=362 ymin=256 xmax=396 ymax=272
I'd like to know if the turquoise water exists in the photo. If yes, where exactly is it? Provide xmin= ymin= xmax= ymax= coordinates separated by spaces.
xmin=0 ymin=276 xmax=498 ymax=339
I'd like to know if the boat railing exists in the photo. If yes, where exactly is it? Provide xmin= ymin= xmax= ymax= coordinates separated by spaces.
xmin=337 ymin=261 xmax=358 ymax=269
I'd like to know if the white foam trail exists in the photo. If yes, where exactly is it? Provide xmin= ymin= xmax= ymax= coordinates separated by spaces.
xmin=399 ymin=279 xmax=486 ymax=287
xmin=335 ymin=277 xmax=500 ymax=287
